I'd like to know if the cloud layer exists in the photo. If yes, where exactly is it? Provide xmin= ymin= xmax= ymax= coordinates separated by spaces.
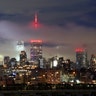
xmin=0 ymin=0 xmax=95 ymax=26
xmin=0 ymin=0 xmax=96 ymax=61
xmin=0 ymin=20 xmax=96 ymax=61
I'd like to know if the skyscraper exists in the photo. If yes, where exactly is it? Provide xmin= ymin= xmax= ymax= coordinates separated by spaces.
xmin=16 ymin=41 xmax=25 ymax=52
xmin=3 ymin=56 xmax=10 ymax=67
xmin=30 ymin=40 xmax=42 ymax=62
xmin=29 ymin=12 xmax=40 ymax=29
xmin=90 ymin=54 xmax=96 ymax=69
xmin=75 ymin=48 xmax=87 ymax=69
xmin=34 ymin=12 xmax=38 ymax=28
xmin=20 ymin=51 xmax=27 ymax=65
xmin=16 ymin=41 xmax=25 ymax=61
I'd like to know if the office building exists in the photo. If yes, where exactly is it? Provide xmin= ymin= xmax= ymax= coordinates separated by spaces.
xmin=10 ymin=58 xmax=17 ymax=67
xmin=90 ymin=54 xmax=96 ymax=69
xmin=75 ymin=48 xmax=87 ymax=69
xmin=30 ymin=40 xmax=42 ymax=62
xmin=16 ymin=41 xmax=25 ymax=61
xmin=3 ymin=56 xmax=10 ymax=67
xmin=16 ymin=41 xmax=25 ymax=52
xmin=20 ymin=51 xmax=27 ymax=65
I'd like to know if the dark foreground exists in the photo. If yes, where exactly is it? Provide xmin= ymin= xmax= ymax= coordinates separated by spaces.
xmin=0 ymin=83 xmax=96 ymax=96
xmin=0 ymin=89 xmax=96 ymax=96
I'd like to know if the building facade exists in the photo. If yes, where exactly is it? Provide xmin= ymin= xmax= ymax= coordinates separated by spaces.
xmin=30 ymin=40 xmax=42 ymax=62
xmin=16 ymin=41 xmax=25 ymax=61
xmin=90 ymin=54 xmax=96 ymax=69
xmin=3 ymin=56 xmax=10 ymax=67
xmin=76 ymin=48 xmax=88 ymax=69
xmin=20 ymin=51 xmax=27 ymax=65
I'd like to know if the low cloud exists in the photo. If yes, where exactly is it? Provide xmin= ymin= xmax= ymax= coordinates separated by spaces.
xmin=0 ymin=21 xmax=96 ymax=61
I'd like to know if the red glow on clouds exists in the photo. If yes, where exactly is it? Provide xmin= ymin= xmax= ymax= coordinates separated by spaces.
xmin=75 ymin=48 xmax=85 ymax=52
xmin=32 ymin=22 xmax=40 ymax=28
xmin=30 ymin=40 xmax=42 ymax=43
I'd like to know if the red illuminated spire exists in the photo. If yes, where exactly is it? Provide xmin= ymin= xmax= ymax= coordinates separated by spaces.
xmin=29 ymin=12 xmax=42 ymax=29
xmin=34 ymin=12 xmax=38 ymax=28
xmin=35 ymin=13 xmax=38 ymax=23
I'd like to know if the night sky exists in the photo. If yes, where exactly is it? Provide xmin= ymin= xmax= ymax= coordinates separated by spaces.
xmin=0 ymin=0 xmax=96 ymax=61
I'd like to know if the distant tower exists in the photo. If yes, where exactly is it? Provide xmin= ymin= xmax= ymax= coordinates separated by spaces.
xmin=16 ymin=41 xmax=25 ymax=61
xmin=3 ymin=56 xmax=10 ymax=67
xmin=90 ymin=54 xmax=96 ymax=69
xmin=29 ymin=12 xmax=40 ymax=29
xmin=20 ymin=51 xmax=27 ymax=65
xmin=34 ymin=13 xmax=38 ymax=28
xmin=16 ymin=41 xmax=25 ymax=52
xmin=75 ymin=48 xmax=87 ymax=69
xmin=30 ymin=40 xmax=42 ymax=62
xmin=32 ymin=12 xmax=39 ymax=28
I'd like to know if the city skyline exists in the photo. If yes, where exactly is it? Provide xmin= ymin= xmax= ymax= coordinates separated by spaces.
xmin=0 ymin=0 xmax=96 ymax=61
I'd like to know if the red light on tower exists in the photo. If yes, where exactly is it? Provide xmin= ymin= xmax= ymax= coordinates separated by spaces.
xmin=29 ymin=12 xmax=42 ymax=29
xmin=35 ymin=13 xmax=37 ymax=23
xmin=31 ymin=12 xmax=40 ymax=28
xmin=34 ymin=13 xmax=38 ymax=28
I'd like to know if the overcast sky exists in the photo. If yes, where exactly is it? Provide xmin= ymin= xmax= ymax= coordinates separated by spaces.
xmin=0 ymin=0 xmax=96 ymax=61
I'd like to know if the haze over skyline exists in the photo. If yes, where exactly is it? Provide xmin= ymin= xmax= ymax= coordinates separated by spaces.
xmin=0 ymin=0 xmax=96 ymax=61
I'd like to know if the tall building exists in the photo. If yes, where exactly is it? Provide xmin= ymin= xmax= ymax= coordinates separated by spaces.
xmin=90 ymin=54 xmax=96 ymax=69
xmin=16 ymin=41 xmax=25 ymax=52
xmin=34 ymin=12 xmax=38 ymax=28
xmin=0 ymin=55 xmax=3 ymax=65
xmin=10 ymin=58 xmax=17 ymax=67
xmin=75 ymin=48 xmax=87 ymax=69
xmin=3 ymin=56 xmax=10 ymax=67
xmin=20 ymin=51 xmax=27 ymax=65
xmin=16 ymin=41 xmax=25 ymax=61
xmin=29 ymin=12 xmax=40 ymax=29
xmin=30 ymin=40 xmax=42 ymax=62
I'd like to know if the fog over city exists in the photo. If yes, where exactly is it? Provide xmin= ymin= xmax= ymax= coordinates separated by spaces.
xmin=0 ymin=0 xmax=96 ymax=61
